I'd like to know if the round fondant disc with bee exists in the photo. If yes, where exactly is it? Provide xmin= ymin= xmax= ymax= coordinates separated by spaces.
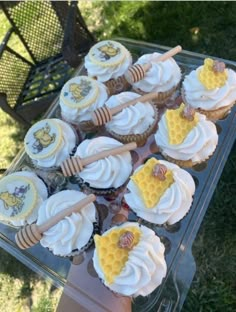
xmin=60 ymin=76 xmax=99 ymax=109
xmin=0 ymin=174 xmax=37 ymax=221
xmin=24 ymin=119 xmax=62 ymax=159
xmin=88 ymin=40 xmax=127 ymax=67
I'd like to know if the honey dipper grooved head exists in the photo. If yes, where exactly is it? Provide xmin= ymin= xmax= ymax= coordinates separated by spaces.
xmin=61 ymin=156 xmax=83 ymax=177
xmin=15 ymin=223 xmax=42 ymax=249
xmin=126 ymin=63 xmax=146 ymax=83
xmin=92 ymin=105 xmax=112 ymax=126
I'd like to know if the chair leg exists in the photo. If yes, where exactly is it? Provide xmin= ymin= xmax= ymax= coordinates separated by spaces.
xmin=0 ymin=93 xmax=30 ymax=128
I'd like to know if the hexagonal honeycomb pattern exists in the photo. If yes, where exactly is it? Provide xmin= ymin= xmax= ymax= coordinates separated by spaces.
xmin=166 ymin=103 xmax=198 ymax=145
xmin=94 ymin=227 xmax=141 ymax=284
xmin=131 ymin=158 xmax=174 ymax=208
xmin=198 ymin=58 xmax=227 ymax=90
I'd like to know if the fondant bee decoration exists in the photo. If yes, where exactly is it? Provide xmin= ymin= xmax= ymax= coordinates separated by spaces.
xmin=69 ymin=83 xmax=83 ymax=101
xmin=69 ymin=79 xmax=92 ymax=102
xmin=152 ymin=164 xmax=167 ymax=181
xmin=213 ymin=60 xmax=226 ymax=73
xmin=0 ymin=184 xmax=29 ymax=216
xmin=182 ymin=105 xmax=195 ymax=121
xmin=0 ymin=191 xmax=22 ymax=210
xmin=32 ymin=123 xmax=56 ymax=153
xmin=98 ymin=42 xmax=120 ymax=60
xmin=118 ymin=231 xmax=134 ymax=249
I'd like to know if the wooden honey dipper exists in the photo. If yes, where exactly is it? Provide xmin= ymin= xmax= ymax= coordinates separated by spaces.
xmin=91 ymin=92 xmax=159 ymax=126
xmin=125 ymin=45 xmax=182 ymax=84
xmin=61 ymin=141 xmax=137 ymax=177
xmin=15 ymin=194 xmax=96 ymax=250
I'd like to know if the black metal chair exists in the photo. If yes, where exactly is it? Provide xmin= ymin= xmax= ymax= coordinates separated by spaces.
xmin=0 ymin=0 xmax=96 ymax=127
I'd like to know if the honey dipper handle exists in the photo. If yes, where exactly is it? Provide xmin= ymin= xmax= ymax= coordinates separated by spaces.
xmin=125 ymin=45 xmax=182 ymax=84
xmin=91 ymin=92 xmax=159 ymax=126
xmin=38 ymin=194 xmax=96 ymax=233
xmin=81 ymin=142 xmax=137 ymax=167
xmin=154 ymin=45 xmax=182 ymax=62
xmin=110 ymin=92 xmax=159 ymax=115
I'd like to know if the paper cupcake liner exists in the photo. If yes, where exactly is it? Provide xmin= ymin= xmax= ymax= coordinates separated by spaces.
xmin=106 ymin=104 xmax=158 ymax=147
xmin=181 ymin=87 xmax=235 ymax=121
xmin=77 ymin=177 xmax=128 ymax=200
xmin=161 ymin=154 xmax=196 ymax=168
xmin=132 ymin=83 xmax=180 ymax=107
xmin=61 ymin=113 xmax=98 ymax=137
xmin=103 ymin=75 xmax=131 ymax=96
xmin=79 ymin=119 xmax=104 ymax=134
xmin=161 ymin=152 xmax=214 ymax=169
xmin=196 ymin=102 xmax=235 ymax=121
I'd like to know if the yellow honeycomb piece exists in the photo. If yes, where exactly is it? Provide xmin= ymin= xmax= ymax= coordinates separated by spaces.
xmin=131 ymin=158 xmax=174 ymax=208
xmin=94 ymin=227 xmax=141 ymax=284
xmin=198 ymin=58 xmax=227 ymax=90
xmin=166 ymin=103 xmax=198 ymax=145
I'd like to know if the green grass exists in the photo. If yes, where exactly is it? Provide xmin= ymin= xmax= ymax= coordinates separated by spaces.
xmin=0 ymin=246 xmax=61 ymax=312
xmin=182 ymin=148 xmax=236 ymax=312
xmin=1 ymin=2 xmax=236 ymax=311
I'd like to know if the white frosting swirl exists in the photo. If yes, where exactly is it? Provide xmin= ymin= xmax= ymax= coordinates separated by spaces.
xmin=75 ymin=137 xmax=132 ymax=189
xmin=84 ymin=44 xmax=132 ymax=82
xmin=132 ymin=52 xmax=181 ymax=93
xmin=93 ymin=222 xmax=167 ymax=297
xmin=105 ymin=92 xmax=156 ymax=135
xmin=30 ymin=119 xmax=77 ymax=168
xmin=183 ymin=67 xmax=236 ymax=110
xmin=37 ymin=190 xmax=96 ymax=256
xmin=60 ymin=81 xmax=108 ymax=123
xmin=155 ymin=112 xmax=218 ymax=162
xmin=125 ymin=160 xmax=195 ymax=225
xmin=8 ymin=171 xmax=48 ymax=227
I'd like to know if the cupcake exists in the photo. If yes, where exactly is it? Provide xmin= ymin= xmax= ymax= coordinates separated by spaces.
xmin=124 ymin=158 xmax=195 ymax=225
xmin=59 ymin=76 xmax=108 ymax=133
xmin=74 ymin=136 xmax=133 ymax=196
xmin=36 ymin=190 xmax=98 ymax=257
xmin=182 ymin=58 xmax=236 ymax=120
xmin=154 ymin=103 xmax=218 ymax=167
xmin=84 ymin=40 xmax=132 ymax=95
xmin=0 ymin=171 xmax=48 ymax=227
xmin=93 ymin=222 xmax=167 ymax=297
xmin=131 ymin=52 xmax=181 ymax=105
xmin=24 ymin=118 xmax=77 ymax=170
xmin=104 ymin=91 xmax=158 ymax=147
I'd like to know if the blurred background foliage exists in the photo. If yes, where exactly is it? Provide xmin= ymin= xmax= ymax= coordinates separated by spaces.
xmin=0 ymin=1 xmax=236 ymax=311
xmin=80 ymin=1 xmax=236 ymax=60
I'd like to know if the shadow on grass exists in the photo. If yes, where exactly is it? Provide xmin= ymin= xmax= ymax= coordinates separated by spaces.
xmin=0 ymin=247 xmax=59 ymax=311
